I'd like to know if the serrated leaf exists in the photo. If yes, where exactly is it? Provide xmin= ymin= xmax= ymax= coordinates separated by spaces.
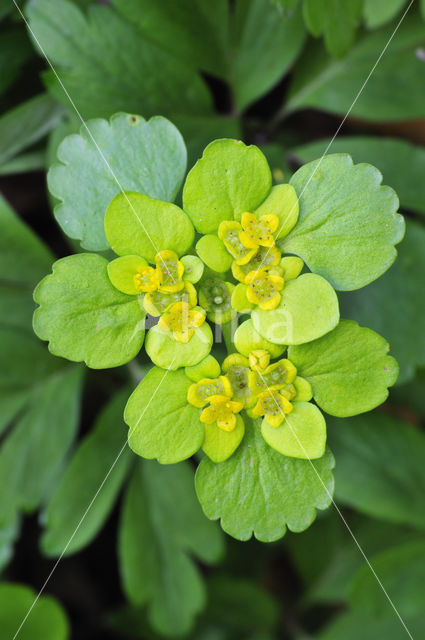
xmin=104 ymin=191 xmax=194 ymax=262
xmin=287 ymin=15 xmax=425 ymax=121
xmin=252 ymin=273 xmax=339 ymax=345
xmin=27 ymin=0 xmax=212 ymax=120
xmin=0 ymin=366 xmax=83 ymax=527
xmin=119 ymin=460 xmax=223 ymax=636
xmin=349 ymin=539 xmax=425 ymax=619
xmin=303 ymin=0 xmax=362 ymax=57
xmin=196 ymin=415 xmax=334 ymax=542
xmin=41 ymin=389 xmax=132 ymax=556
xmin=33 ymin=253 xmax=145 ymax=368
xmin=231 ymin=0 xmax=305 ymax=109
xmin=340 ymin=220 xmax=425 ymax=385
xmin=48 ymin=114 xmax=187 ymax=251
xmin=328 ymin=412 xmax=425 ymax=529
xmin=289 ymin=319 xmax=398 ymax=417
xmin=183 ymin=139 xmax=271 ymax=234
xmin=283 ymin=154 xmax=404 ymax=290
xmin=291 ymin=136 xmax=425 ymax=218
xmin=125 ymin=367 xmax=204 ymax=463
xmin=0 ymin=583 xmax=69 ymax=640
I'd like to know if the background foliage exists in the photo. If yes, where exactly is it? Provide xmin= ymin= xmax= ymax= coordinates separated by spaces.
xmin=1 ymin=0 xmax=425 ymax=638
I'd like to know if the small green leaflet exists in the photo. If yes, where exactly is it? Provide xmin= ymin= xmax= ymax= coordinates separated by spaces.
xmin=119 ymin=460 xmax=223 ymax=636
xmin=196 ymin=415 xmax=334 ymax=542
xmin=48 ymin=113 xmax=187 ymax=251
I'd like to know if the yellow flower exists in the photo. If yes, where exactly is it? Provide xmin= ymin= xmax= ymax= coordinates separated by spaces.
xmin=133 ymin=265 xmax=161 ymax=293
xmin=238 ymin=212 xmax=279 ymax=249
xmin=245 ymin=268 xmax=284 ymax=310
xmin=200 ymin=394 xmax=244 ymax=432
xmin=252 ymin=389 xmax=293 ymax=427
xmin=157 ymin=301 xmax=205 ymax=343
xmin=232 ymin=244 xmax=281 ymax=283
xmin=187 ymin=376 xmax=233 ymax=408
xmin=143 ymin=282 xmax=197 ymax=317
xmin=155 ymin=250 xmax=185 ymax=293
xmin=218 ymin=220 xmax=257 ymax=265
xmin=248 ymin=358 xmax=297 ymax=395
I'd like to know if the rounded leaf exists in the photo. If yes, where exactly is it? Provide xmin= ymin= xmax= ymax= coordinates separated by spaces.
xmin=254 ymin=183 xmax=299 ymax=240
xmin=126 ymin=367 xmax=204 ymax=463
xmin=234 ymin=319 xmax=285 ymax=358
xmin=289 ymin=319 xmax=399 ymax=417
xmin=196 ymin=234 xmax=233 ymax=272
xmin=202 ymin=414 xmax=245 ymax=463
xmin=183 ymin=139 xmax=272 ymax=234
xmin=105 ymin=192 xmax=194 ymax=263
xmin=195 ymin=415 xmax=334 ymax=542
xmin=33 ymin=253 xmax=145 ymax=368
xmin=107 ymin=255 xmax=148 ymax=295
xmin=261 ymin=402 xmax=326 ymax=460
xmin=48 ymin=114 xmax=187 ymax=251
xmin=145 ymin=324 xmax=213 ymax=370
xmin=283 ymin=154 xmax=405 ymax=290
xmin=185 ymin=355 xmax=221 ymax=382
xmin=252 ymin=273 xmax=339 ymax=345
xmin=181 ymin=255 xmax=204 ymax=283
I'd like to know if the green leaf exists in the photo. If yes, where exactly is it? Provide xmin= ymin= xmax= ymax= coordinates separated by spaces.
xmin=349 ymin=539 xmax=425 ymax=619
xmin=119 ymin=460 xmax=223 ymax=635
xmin=33 ymin=253 xmax=146 ymax=368
xmin=319 ymin=610 xmax=425 ymax=640
xmin=292 ymin=136 xmax=425 ymax=218
xmin=261 ymin=401 xmax=326 ymax=459
xmin=328 ymin=412 xmax=425 ymax=529
xmin=112 ymin=0 xmax=229 ymax=77
xmin=183 ymin=139 xmax=272 ymax=234
xmin=252 ymin=273 xmax=339 ymax=345
xmin=0 ymin=366 xmax=83 ymax=526
xmin=287 ymin=15 xmax=425 ymax=121
xmin=289 ymin=319 xmax=398 ymax=417
xmin=196 ymin=415 xmax=334 ymax=541
xmin=231 ymin=0 xmax=305 ymax=109
xmin=363 ymin=0 xmax=408 ymax=28
xmin=254 ymin=183 xmax=299 ymax=240
xmin=234 ymin=318 xmax=286 ymax=358
xmin=125 ymin=367 xmax=204 ymax=463
xmin=48 ymin=114 xmax=187 ymax=251
xmin=0 ymin=30 xmax=32 ymax=95
xmin=303 ymin=0 xmax=362 ymax=57
xmin=283 ymin=154 xmax=404 ymax=290
xmin=340 ymin=220 xmax=425 ymax=385
xmin=145 ymin=324 xmax=213 ymax=371
xmin=27 ymin=0 xmax=212 ymax=121
xmin=202 ymin=414 xmax=245 ymax=463
xmin=0 ymin=194 xmax=53 ymax=331
xmin=0 ymin=583 xmax=69 ymax=640
xmin=0 ymin=517 xmax=20 ymax=573
xmin=0 ymin=151 xmax=46 ymax=176
xmin=41 ymin=389 xmax=132 ymax=556
xmin=0 ymin=94 xmax=63 ymax=170
xmin=196 ymin=235 xmax=233 ymax=273
xmin=105 ymin=192 xmax=194 ymax=262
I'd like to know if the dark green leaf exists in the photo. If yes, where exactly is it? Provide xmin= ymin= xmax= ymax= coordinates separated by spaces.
xmin=27 ymin=0 xmax=212 ymax=120
xmin=319 ymin=610 xmax=425 ymax=640
xmin=303 ymin=0 xmax=362 ymax=57
xmin=328 ymin=412 xmax=425 ymax=529
xmin=363 ymin=0 xmax=408 ymax=29
xmin=0 ymin=30 xmax=32 ymax=95
xmin=196 ymin=415 xmax=334 ymax=542
xmin=41 ymin=389 xmax=132 ymax=556
xmin=119 ymin=460 xmax=223 ymax=635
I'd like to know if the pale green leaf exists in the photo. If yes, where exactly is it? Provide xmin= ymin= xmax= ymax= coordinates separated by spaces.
xmin=27 ymin=0 xmax=212 ymax=120
xmin=33 ymin=253 xmax=146 ymax=368
xmin=183 ymin=139 xmax=272 ymax=234
xmin=125 ymin=367 xmax=204 ymax=463
xmin=254 ymin=183 xmax=299 ymax=240
xmin=196 ymin=415 xmax=334 ymax=541
xmin=119 ymin=460 xmax=223 ymax=635
xmin=292 ymin=136 xmax=425 ymax=217
xmin=145 ymin=324 xmax=213 ymax=371
xmin=328 ymin=412 xmax=425 ymax=529
xmin=0 ymin=583 xmax=69 ymax=640
xmin=48 ymin=114 xmax=187 ymax=251
xmin=196 ymin=234 xmax=233 ymax=273
xmin=283 ymin=154 xmax=404 ymax=290
xmin=202 ymin=414 xmax=245 ymax=463
xmin=289 ymin=319 xmax=398 ymax=417
xmin=252 ymin=273 xmax=339 ymax=345
xmin=105 ymin=192 xmax=194 ymax=262
xmin=261 ymin=401 xmax=326 ymax=459
xmin=234 ymin=318 xmax=286 ymax=358
xmin=41 ymin=389 xmax=133 ymax=556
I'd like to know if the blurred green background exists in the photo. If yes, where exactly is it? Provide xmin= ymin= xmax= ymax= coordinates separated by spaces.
xmin=1 ymin=0 xmax=425 ymax=638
